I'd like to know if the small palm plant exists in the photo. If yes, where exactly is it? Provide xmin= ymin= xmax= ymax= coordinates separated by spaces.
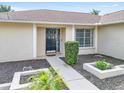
xmin=28 ymin=68 xmax=65 ymax=90
xmin=90 ymin=9 xmax=100 ymax=15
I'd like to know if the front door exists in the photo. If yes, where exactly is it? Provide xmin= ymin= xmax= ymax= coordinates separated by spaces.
xmin=46 ymin=28 xmax=60 ymax=54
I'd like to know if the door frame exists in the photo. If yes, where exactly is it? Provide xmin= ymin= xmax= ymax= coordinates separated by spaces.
xmin=45 ymin=28 xmax=60 ymax=54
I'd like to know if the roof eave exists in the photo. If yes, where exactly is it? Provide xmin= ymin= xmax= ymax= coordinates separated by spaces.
xmin=98 ymin=20 xmax=124 ymax=26
xmin=0 ymin=20 xmax=98 ymax=26
xmin=1 ymin=19 xmax=124 ymax=26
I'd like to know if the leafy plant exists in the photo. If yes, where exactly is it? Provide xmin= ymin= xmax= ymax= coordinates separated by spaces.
xmin=28 ymin=68 xmax=65 ymax=90
xmin=95 ymin=59 xmax=113 ymax=70
xmin=65 ymin=41 xmax=79 ymax=65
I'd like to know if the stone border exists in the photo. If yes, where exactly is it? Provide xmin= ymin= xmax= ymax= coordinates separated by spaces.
xmin=10 ymin=68 xmax=48 ymax=90
xmin=83 ymin=62 xmax=124 ymax=79
xmin=0 ymin=83 xmax=11 ymax=90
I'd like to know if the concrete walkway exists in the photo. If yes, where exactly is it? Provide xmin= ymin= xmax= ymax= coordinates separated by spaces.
xmin=46 ymin=56 xmax=99 ymax=90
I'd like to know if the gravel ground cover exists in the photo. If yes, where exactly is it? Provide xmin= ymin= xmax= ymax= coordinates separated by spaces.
xmin=20 ymin=74 xmax=33 ymax=84
xmin=0 ymin=59 xmax=50 ymax=84
xmin=60 ymin=54 xmax=124 ymax=90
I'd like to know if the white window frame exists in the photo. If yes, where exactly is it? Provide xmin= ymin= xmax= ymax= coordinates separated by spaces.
xmin=75 ymin=28 xmax=94 ymax=48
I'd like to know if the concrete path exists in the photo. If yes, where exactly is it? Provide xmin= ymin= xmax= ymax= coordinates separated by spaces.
xmin=46 ymin=56 xmax=99 ymax=90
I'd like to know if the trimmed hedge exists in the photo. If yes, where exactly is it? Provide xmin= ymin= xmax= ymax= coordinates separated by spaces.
xmin=65 ymin=41 xmax=79 ymax=65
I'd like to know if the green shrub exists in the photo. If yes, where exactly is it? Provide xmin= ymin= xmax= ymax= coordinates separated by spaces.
xmin=28 ymin=68 xmax=64 ymax=90
xmin=95 ymin=59 xmax=113 ymax=70
xmin=65 ymin=41 xmax=79 ymax=65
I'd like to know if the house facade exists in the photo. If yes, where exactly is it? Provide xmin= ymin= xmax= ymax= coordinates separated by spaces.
xmin=0 ymin=9 xmax=124 ymax=62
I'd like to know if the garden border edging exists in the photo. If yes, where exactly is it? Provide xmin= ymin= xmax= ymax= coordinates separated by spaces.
xmin=83 ymin=62 xmax=124 ymax=79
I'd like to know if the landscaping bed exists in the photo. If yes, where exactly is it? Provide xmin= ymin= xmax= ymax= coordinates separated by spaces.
xmin=0 ymin=59 xmax=50 ymax=84
xmin=60 ymin=54 xmax=124 ymax=90
xmin=19 ymin=71 xmax=68 ymax=90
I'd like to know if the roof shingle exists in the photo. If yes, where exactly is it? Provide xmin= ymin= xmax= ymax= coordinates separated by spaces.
xmin=0 ymin=9 xmax=124 ymax=25
xmin=0 ymin=9 xmax=100 ymax=24
xmin=100 ymin=10 xmax=124 ymax=24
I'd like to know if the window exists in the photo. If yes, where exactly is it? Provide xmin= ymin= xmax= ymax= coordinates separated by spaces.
xmin=75 ymin=29 xmax=94 ymax=47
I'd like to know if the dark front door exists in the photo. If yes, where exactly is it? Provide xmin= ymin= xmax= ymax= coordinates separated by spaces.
xmin=46 ymin=28 xmax=60 ymax=53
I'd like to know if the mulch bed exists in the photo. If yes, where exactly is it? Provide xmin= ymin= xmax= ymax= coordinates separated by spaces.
xmin=0 ymin=59 xmax=50 ymax=84
xmin=60 ymin=54 xmax=124 ymax=90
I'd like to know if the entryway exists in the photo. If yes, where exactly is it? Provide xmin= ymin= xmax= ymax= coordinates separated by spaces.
xmin=46 ymin=28 xmax=60 ymax=55
xmin=37 ymin=25 xmax=65 ymax=57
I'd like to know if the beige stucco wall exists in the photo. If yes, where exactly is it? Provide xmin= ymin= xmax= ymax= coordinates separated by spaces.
xmin=0 ymin=23 xmax=33 ymax=62
xmin=65 ymin=25 xmax=73 ymax=41
xmin=0 ymin=23 xmax=97 ymax=62
xmin=60 ymin=28 xmax=66 ymax=53
xmin=98 ymin=23 xmax=124 ymax=60
xmin=37 ymin=27 xmax=46 ymax=57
